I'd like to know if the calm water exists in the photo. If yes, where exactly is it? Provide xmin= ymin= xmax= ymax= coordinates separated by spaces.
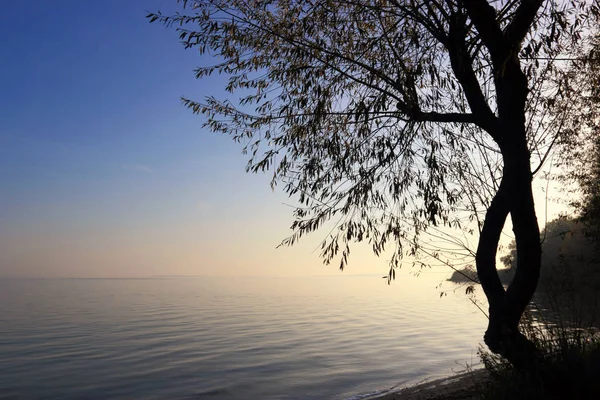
xmin=0 ymin=275 xmax=487 ymax=400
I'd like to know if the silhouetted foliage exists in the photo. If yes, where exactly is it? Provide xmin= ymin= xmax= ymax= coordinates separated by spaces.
xmin=150 ymin=0 xmax=600 ymax=366
xmin=448 ymin=264 xmax=479 ymax=283
xmin=572 ymin=42 xmax=600 ymax=241
xmin=558 ymin=33 xmax=600 ymax=238
xmin=479 ymin=319 xmax=600 ymax=400
xmin=448 ymin=263 xmax=513 ymax=285
xmin=502 ymin=217 xmax=600 ymax=322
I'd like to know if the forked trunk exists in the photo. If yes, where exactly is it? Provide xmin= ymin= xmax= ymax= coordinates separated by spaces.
xmin=476 ymin=139 xmax=542 ymax=369
xmin=476 ymin=63 xmax=542 ymax=369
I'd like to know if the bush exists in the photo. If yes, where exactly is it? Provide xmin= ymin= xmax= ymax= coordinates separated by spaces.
xmin=478 ymin=317 xmax=600 ymax=398
xmin=477 ymin=259 xmax=600 ymax=400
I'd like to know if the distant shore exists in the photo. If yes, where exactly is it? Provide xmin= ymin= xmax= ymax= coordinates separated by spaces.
xmin=367 ymin=369 xmax=488 ymax=400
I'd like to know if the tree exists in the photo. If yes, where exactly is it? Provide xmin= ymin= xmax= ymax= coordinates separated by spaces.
xmin=149 ymin=0 xmax=599 ymax=368
xmin=573 ymin=132 xmax=600 ymax=241
xmin=566 ymin=33 xmax=600 ymax=239
xmin=501 ymin=216 xmax=600 ymax=327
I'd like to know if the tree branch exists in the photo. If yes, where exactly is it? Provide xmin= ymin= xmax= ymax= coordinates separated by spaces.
xmin=503 ymin=0 xmax=544 ymax=48
xmin=463 ymin=0 xmax=508 ymax=65
xmin=445 ymin=8 xmax=499 ymax=137
xmin=414 ymin=111 xmax=476 ymax=124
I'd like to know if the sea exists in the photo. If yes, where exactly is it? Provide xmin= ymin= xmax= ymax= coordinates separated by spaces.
xmin=0 ymin=274 xmax=487 ymax=400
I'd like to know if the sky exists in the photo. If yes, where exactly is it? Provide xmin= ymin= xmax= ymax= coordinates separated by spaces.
xmin=0 ymin=0 xmax=570 ymax=279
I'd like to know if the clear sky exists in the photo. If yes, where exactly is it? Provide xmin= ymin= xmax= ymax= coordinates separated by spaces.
xmin=0 ymin=0 xmax=569 ymax=279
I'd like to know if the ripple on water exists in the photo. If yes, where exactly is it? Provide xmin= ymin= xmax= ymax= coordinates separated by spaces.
xmin=0 ymin=276 xmax=486 ymax=400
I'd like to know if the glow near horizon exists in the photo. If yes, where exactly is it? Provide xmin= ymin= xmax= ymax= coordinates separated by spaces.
xmin=0 ymin=0 xmax=570 ymax=279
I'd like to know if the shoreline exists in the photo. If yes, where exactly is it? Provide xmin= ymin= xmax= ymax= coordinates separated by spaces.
xmin=362 ymin=369 xmax=489 ymax=400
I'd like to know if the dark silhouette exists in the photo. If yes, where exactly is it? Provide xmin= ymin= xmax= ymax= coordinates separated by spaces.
xmin=149 ymin=1 xmax=600 ymax=368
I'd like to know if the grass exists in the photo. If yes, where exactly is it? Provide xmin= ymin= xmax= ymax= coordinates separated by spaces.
xmin=475 ymin=272 xmax=600 ymax=399
xmin=477 ymin=323 xmax=600 ymax=399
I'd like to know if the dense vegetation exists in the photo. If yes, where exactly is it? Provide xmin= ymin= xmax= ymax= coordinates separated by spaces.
xmin=450 ymin=217 xmax=600 ymax=310
xmin=448 ymin=215 xmax=600 ymax=398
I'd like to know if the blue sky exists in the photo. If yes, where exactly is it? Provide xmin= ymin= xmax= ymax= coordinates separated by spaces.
xmin=0 ymin=1 xmax=568 ymax=279
xmin=0 ymin=0 xmax=406 ymax=279
xmin=0 ymin=0 xmax=313 ymax=278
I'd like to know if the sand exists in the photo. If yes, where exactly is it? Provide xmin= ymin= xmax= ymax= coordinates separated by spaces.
xmin=366 ymin=369 xmax=489 ymax=400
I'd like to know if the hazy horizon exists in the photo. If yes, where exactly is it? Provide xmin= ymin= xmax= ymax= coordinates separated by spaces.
xmin=0 ymin=0 xmax=570 ymax=280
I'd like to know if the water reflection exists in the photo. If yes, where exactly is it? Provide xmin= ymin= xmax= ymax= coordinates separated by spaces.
xmin=0 ymin=275 xmax=487 ymax=400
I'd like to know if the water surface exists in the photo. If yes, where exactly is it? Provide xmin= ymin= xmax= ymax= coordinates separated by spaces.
xmin=0 ymin=276 xmax=486 ymax=399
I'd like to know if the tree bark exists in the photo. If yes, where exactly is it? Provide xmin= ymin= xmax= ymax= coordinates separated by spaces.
xmin=498 ymin=54 xmax=542 ymax=343
xmin=476 ymin=137 xmax=542 ymax=369
xmin=476 ymin=176 xmax=509 ymax=354
xmin=475 ymin=52 xmax=542 ymax=369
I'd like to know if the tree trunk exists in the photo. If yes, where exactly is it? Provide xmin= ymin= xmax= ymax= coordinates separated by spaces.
xmin=476 ymin=139 xmax=542 ymax=369
xmin=476 ymin=175 xmax=509 ymax=353
xmin=502 ymin=135 xmax=542 ymax=369
xmin=476 ymin=59 xmax=542 ymax=369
